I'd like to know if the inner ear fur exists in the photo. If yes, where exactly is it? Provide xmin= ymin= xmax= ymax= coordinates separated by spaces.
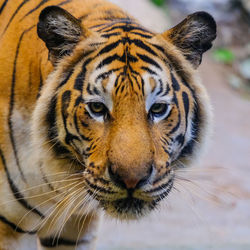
xmin=163 ymin=11 xmax=216 ymax=68
xmin=37 ymin=6 xmax=83 ymax=64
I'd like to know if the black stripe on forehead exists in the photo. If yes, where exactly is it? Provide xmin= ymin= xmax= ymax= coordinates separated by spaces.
xmin=101 ymin=32 xmax=121 ymax=38
xmin=96 ymin=54 xmax=121 ymax=69
xmin=98 ymin=40 xmax=121 ymax=55
xmin=130 ymin=39 xmax=157 ymax=56
xmin=137 ymin=53 xmax=162 ymax=70
xmin=114 ymin=74 xmax=124 ymax=95
xmin=96 ymin=67 xmax=123 ymax=81
xmin=131 ymin=74 xmax=143 ymax=93
xmin=100 ymin=24 xmax=154 ymax=34
xmin=130 ymin=32 xmax=153 ymax=39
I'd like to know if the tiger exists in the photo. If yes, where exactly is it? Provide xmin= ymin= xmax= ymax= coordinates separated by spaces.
xmin=0 ymin=0 xmax=216 ymax=249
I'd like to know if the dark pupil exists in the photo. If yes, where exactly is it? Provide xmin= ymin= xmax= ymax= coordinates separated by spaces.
xmin=151 ymin=103 xmax=166 ymax=114
xmin=90 ymin=102 xmax=104 ymax=113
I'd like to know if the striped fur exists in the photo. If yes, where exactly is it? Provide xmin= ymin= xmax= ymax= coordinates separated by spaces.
xmin=0 ymin=0 xmax=216 ymax=249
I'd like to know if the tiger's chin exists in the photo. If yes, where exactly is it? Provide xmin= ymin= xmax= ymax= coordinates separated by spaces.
xmin=100 ymin=198 xmax=157 ymax=220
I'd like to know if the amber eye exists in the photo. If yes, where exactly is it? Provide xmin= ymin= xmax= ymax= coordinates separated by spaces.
xmin=149 ymin=103 xmax=169 ymax=119
xmin=88 ymin=102 xmax=107 ymax=116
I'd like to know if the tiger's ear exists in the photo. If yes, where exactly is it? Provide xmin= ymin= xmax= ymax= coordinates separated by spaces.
xmin=37 ymin=6 xmax=83 ymax=64
xmin=162 ymin=12 xmax=216 ymax=68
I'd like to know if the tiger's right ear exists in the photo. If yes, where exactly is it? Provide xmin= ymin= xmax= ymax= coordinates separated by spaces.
xmin=37 ymin=6 xmax=83 ymax=64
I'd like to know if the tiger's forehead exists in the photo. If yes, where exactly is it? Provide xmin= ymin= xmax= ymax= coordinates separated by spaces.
xmin=76 ymin=30 xmax=174 ymax=110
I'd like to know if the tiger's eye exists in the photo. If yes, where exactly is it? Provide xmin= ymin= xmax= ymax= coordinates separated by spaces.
xmin=88 ymin=102 xmax=106 ymax=114
xmin=150 ymin=103 xmax=167 ymax=115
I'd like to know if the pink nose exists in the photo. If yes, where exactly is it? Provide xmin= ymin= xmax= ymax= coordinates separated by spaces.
xmin=123 ymin=178 xmax=140 ymax=189
xmin=108 ymin=164 xmax=153 ymax=189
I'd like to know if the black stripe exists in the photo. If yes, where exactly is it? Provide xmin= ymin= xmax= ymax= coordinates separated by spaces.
xmin=86 ymin=83 xmax=93 ymax=95
xmin=96 ymin=54 xmax=120 ymax=69
xmin=130 ymin=32 xmax=153 ymax=38
xmin=40 ymin=237 xmax=87 ymax=247
xmin=58 ymin=0 xmax=72 ymax=7
xmin=96 ymin=67 xmax=122 ymax=82
xmin=36 ymin=58 xmax=43 ymax=99
xmin=74 ymin=57 xmax=92 ymax=91
xmin=131 ymin=39 xmax=157 ymax=56
xmin=95 ymin=22 xmax=127 ymax=32
xmin=141 ymin=66 xmax=157 ymax=76
xmin=61 ymin=91 xmax=81 ymax=146
xmin=9 ymin=26 xmax=35 ymax=182
xmin=93 ymin=86 xmax=100 ymax=95
xmin=153 ymin=169 xmax=171 ymax=185
xmin=98 ymin=40 xmax=121 ymax=55
xmin=94 ymin=17 xmax=134 ymax=31
xmin=150 ymin=43 xmax=165 ymax=54
xmin=156 ymin=79 xmax=163 ymax=95
xmin=39 ymin=164 xmax=55 ymax=192
xmin=46 ymin=95 xmax=71 ymax=156
xmin=0 ymin=0 xmax=8 ymax=15
xmin=168 ymin=112 xmax=181 ymax=135
xmin=90 ymin=23 xmax=107 ymax=29
xmin=147 ymin=178 xmax=173 ymax=194
xmin=179 ymin=100 xmax=200 ymax=158
xmin=171 ymin=72 xmax=180 ymax=91
xmin=161 ymin=84 xmax=170 ymax=97
xmin=182 ymin=91 xmax=189 ymax=129
xmin=57 ymin=69 xmax=74 ymax=89
xmin=102 ymin=24 xmax=153 ymax=34
xmin=114 ymin=75 xmax=123 ymax=95
xmin=152 ymin=181 xmax=173 ymax=203
xmin=73 ymin=112 xmax=91 ymax=141
xmin=0 ymin=214 xmax=36 ymax=234
xmin=130 ymin=74 xmax=141 ymax=91
xmin=0 ymin=148 xmax=45 ymax=218
xmin=137 ymin=53 xmax=162 ymax=70
xmin=101 ymin=32 xmax=121 ymax=38
xmin=85 ymin=179 xmax=116 ymax=194
xmin=20 ymin=0 xmax=50 ymax=21
xmin=1 ymin=0 xmax=30 ymax=36
xmin=168 ymin=94 xmax=181 ymax=135
xmin=160 ymin=136 xmax=170 ymax=146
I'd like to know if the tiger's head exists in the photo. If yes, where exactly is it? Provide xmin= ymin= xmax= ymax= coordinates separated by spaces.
xmin=33 ymin=6 xmax=216 ymax=219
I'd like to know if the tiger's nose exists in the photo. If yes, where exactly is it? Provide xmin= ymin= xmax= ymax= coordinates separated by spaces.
xmin=108 ymin=164 xmax=154 ymax=189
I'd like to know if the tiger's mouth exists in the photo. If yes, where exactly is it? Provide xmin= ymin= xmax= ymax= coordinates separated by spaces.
xmin=95 ymin=177 xmax=174 ymax=220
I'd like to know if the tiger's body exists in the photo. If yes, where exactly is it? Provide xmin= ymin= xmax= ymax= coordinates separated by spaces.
xmin=0 ymin=0 xmax=216 ymax=249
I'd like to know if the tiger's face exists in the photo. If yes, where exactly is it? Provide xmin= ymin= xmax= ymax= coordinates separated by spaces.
xmin=35 ymin=6 xmax=216 ymax=219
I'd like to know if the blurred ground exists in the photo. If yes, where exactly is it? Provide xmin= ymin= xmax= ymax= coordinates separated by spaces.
xmin=96 ymin=0 xmax=250 ymax=249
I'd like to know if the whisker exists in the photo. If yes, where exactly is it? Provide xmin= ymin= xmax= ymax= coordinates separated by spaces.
xmin=55 ymin=189 xmax=88 ymax=244
xmin=75 ymin=188 xmax=99 ymax=247
xmin=16 ymin=180 xmax=81 ymax=230
xmin=1 ymin=177 xmax=83 ymax=206
xmin=45 ymin=181 xmax=85 ymax=235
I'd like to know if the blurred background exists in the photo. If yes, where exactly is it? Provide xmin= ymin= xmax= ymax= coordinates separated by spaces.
xmin=96 ymin=0 xmax=250 ymax=249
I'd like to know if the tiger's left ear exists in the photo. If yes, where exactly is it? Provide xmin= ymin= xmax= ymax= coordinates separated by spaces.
xmin=37 ymin=6 xmax=84 ymax=64
xmin=162 ymin=12 xmax=216 ymax=68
